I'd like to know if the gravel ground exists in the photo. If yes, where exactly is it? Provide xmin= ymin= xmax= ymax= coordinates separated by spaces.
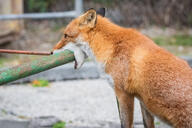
xmin=0 ymin=79 xmax=171 ymax=128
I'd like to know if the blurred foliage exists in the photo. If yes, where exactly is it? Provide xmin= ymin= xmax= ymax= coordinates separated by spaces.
xmin=153 ymin=34 xmax=192 ymax=46
xmin=0 ymin=58 xmax=7 ymax=67
xmin=0 ymin=57 xmax=19 ymax=68
xmin=53 ymin=121 xmax=66 ymax=128
xmin=87 ymin=0 xmax=192 ymax=27
xmin=188 ymin=15 xmax=192 ymax=25
xmin=92 ymin=0 xmax=114 ymax=5
xmin=25 ymin=0 xmax=54 ymax=12
xmin=155 ymin=121 xmax=161 ymax=125
xmin=24 ymin=0 xmax=192 ymax=27
xmin=32 ymin=79 xmax=49 ymax=87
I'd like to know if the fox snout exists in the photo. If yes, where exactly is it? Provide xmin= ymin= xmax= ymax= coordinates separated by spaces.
xmin=53 ymin=40 xmax=67 ymax=50
xmin=53 ymin=34 xmax=78 ymax=51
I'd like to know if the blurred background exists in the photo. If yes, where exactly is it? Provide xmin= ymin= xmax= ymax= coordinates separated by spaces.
xmin=0 ymin=0 xmax=191 ymax=128
xmin=0 ymin=0 xmax=192 ymax=66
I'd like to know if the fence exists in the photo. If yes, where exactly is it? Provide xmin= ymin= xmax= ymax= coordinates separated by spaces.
xmin=0 ymin=0 xmax=83 ymax=20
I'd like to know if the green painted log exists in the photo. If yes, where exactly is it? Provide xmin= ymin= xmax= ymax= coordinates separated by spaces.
xmin=0 ymin=50 xmax=74 ymax=85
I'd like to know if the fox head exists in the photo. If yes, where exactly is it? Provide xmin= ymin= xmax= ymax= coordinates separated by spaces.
xmin=53 ymin=8 xmax=106 ymax=50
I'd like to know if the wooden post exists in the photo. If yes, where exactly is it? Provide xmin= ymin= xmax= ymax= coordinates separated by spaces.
xmin=0 ymin=0 xmax=23 ymax=45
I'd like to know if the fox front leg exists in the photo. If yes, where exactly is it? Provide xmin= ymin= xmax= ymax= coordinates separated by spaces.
xmin=115 ymin=87 xmax=134 ymax=128
xmin=53 ymin=42 xmax=86 ymax=69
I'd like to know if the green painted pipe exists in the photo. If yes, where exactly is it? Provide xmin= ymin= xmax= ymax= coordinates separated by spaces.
xmin=0 ymin=50 xmax=74 ymax=85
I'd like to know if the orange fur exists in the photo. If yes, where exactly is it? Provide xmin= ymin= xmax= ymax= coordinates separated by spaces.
xmin=53 ymin=9 xmax=192 ymax=128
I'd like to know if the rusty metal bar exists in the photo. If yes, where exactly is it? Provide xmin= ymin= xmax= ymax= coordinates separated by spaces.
xmin=0 ymin=49 xmax=53 ymax=56
xmin=0 ymin=50 xmax=74 ymax=85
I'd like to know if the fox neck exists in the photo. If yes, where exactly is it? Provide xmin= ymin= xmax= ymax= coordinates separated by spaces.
xmin=80 ymin=16 xmax=125 ymax=66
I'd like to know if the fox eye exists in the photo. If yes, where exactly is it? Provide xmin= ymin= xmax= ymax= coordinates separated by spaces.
xmin=64 ymin=34 xmax=74 ymax=38
xmin=64 ymin=34 xmax=68 ymax=38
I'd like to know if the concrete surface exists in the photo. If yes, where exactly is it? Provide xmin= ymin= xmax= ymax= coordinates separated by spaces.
xmin=0 ymin=79 xmax=171 ymax=128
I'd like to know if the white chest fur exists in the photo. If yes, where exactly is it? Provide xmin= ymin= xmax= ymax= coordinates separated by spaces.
xmin=75 ymin=35 xmax=95 ymax=60
xmin=75 ymin=35 xmax=114 ymax=88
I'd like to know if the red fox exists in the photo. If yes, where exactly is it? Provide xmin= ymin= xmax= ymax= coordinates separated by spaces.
xmin=53 ymin=8 xmax=192 ymax=128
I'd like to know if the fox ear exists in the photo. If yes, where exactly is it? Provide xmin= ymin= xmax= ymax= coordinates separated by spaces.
xmin=97 ymin=8 xmax=105 ymax=17
xmin=79 ymin=9 xmax=97 ymax=28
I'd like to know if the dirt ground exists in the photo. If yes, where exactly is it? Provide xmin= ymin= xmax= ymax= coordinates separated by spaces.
xmin=0 ymin=79 xmax=171 ymax=128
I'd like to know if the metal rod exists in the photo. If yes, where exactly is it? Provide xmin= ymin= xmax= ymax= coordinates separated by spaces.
xmin=0 ymin=49 xmax=52 ymax=55
xmin=0 ymin=11 xmax=77 ymax=20
xmin=75 ymin=0 xmax=83 ymax=16
xmin=0 ymin=50 xmax=74 ymax=85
